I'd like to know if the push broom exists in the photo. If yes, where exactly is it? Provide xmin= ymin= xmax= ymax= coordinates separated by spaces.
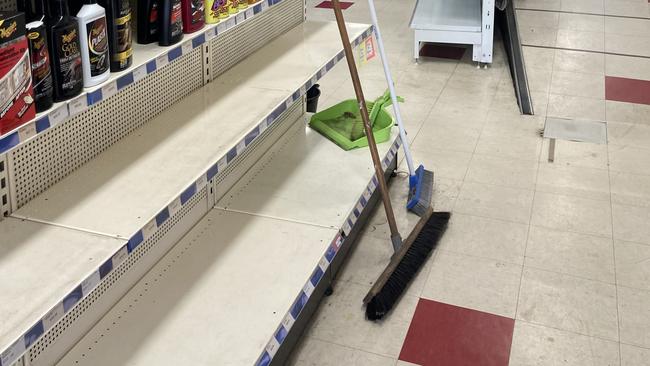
xmin=367 ymin=0 xmax=434 ymax=217
xmin=330 ymin=0 xmax=451 ymax=320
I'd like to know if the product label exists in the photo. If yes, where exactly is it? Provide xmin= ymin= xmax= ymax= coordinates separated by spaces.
xmin=86 ymin=17 xmax=109 ymax=77
xmin=150 ymin=2 xmax=159 ymax=35
xmin=26 ymin=24 xmax=53 ymax=106
xmin=171 ymin=1 xmax=183 ymax=37
xmin=191 ymin=0 xmax=205 ymax=25
xmin=113 ymin=5 xmax=133 ymax=66
xmin=57 ymin=26 xmax=83 ymax=93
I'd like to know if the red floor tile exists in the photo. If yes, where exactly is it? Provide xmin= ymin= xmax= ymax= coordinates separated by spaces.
xmin=605 ymin=76 xmax=650 ymax=105
xmin=399 ymin=299 xmax=515 ymax=366
xmin=315 ymin=1 xmax=354 ymax=9
xmin=419 ymin=44 xmax=466 ymax=60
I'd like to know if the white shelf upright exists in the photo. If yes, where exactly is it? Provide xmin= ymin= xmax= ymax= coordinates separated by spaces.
xmin=410 ymin=0 xmax=495 ymax=64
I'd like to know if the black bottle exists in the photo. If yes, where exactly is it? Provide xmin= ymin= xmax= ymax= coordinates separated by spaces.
xmin=17 ymin=0 xmax=54 ymax=112
xmin=99 ymin=0 xmax=132 ymax=71
xmin=158 ymin=0 xmax=183 ymax=46
xmin=46 ymin=0 xmax=83 ymax=101
xmin=137 ymin=0 xmax=158 ymax=44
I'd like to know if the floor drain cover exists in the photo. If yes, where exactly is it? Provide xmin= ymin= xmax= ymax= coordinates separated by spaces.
xmin=543 ymin=117 xmax=607 ymax=144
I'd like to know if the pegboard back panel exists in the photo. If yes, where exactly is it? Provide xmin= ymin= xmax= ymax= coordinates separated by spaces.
xmin=0 ymin=0 xmax=15 ymax=11
xmin=211 ymin=0 xmax=304 ymax=77
xmin=0 ymin=153 xmax=9 ymax=219
xmin=8 ymin=47 xmax=204 ymax=209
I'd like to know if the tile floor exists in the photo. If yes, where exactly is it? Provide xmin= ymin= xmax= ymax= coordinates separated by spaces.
xmin=288 ymin=0 xmax=650 ymax=365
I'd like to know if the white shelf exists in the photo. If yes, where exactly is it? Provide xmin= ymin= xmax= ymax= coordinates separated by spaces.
xmin=0 ymin=20 xmax=374 ymax=366
xmin=55 ymin=117 xmax=399 ymax=366
xmin=0 ymin=218 xmax=126 ymax=360
xmin=411 ymin=0 xmax=482 ymax=32
xmin=13 ymin=21 xmax=371 ymax=239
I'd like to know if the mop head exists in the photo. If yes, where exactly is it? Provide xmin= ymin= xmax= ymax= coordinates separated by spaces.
xmin=364 ymin=210 xmax=450 ymax=320
xmin=407 ymin=165 xmax=434 ymax=217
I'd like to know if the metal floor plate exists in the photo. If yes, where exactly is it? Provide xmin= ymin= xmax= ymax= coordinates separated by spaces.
xmin=543 ymin=117 xmax=608 ymax=144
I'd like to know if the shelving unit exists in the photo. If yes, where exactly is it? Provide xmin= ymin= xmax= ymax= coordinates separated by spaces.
xmin=410 ymin=0 xmax=495 ymax=63
xmin=0 ymin=4 xmax=390 ymax=362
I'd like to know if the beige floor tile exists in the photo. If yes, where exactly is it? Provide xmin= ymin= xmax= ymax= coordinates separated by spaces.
xmin=556 ymin=29 xmax=605 ymax=52
xmin=605 ymin=0 xmax=650 ymax=18
xmin=621 ymin=343 xmax=650 ymax=366
xmin=550 ymin=71 xmax=605 ymax=99
xmin=465 ymin=154 xmax=538 ymax=189
xmin=483 ymin=113 xmax=545 ymax=138
xmin=607 ymin=122 xmax=650 ymax=151
xmin=517 ymin=268 xmax=619 ymax=340
xmin=408 ymin=147 xmax=472 ymax=181
xmin=526 ymin=226 xmax=615 ymax=283
xmin=287 ymin=337 xmax=396 ymax=366
xmin=531 ymin=191 xmax=613 ymax=237
xmin=509 ymin=321 xmax=620 ymax=366
xmin=547 ymin=94 xmax=606 ymax=121
xmin=561 ymin=0 xmax=605 ymax=13
xmin=422 ymin=251 xmax=522 ymax=318
xmin=455 ymin=182 xmax=535 ymax=224
xmin=412 ymin=119 xmax=482 ymax=153
xmin=606 ymin=100 xmax=650 ymax=125
xmin=609 ymin=144 xmax=650 ymax=176
xmin=520 ymin=26 xmax=558 ymax=47
xmin=612 ymin=203 xmax=650 ymax=245
xmin=559 ymin=13 xmax=605 ymax=32
xmin=516 ymin=0 xmax=562 ymax=11
xmin=540 ymin=139 xmax=609 ymax=169
xmin=437 ymin=213 xmax=528 ymax=265
xmin=531 ymin=91 xmax=550 ymax=116
xmin=475 ymin=130 xmax=543 ymax=161
xmin=606 ymin=33 xmax=650 ymax=57
xmin=554 ymin=49 xmax=605 ymax=74
xmin=307 ymin=280 xmax=417 ymax=358
xmin=523 ymin=47 xmax=555 ymax=71
xmin=517 ymin=9 xmax=560 ymax=28
xmin=615 ymin=240 xmax=650 ymax=291
xmin=618 ymin=286 xmax=650 ymax=348
xmin=605 ymin=17 xmax=650 ymax=36
xmin=527 ymin=67 xmax=553 ymax=93
xmin=536 ymin=162 xmax=610 ymax=201
xmin=610 ymin=171 xmax=650 ymax=208
xmin=605 ymin=54 xmax=650 ymax=81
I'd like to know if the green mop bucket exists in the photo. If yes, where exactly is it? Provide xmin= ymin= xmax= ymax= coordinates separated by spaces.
xmin=309 ymin=91 xmax=400 ymax=151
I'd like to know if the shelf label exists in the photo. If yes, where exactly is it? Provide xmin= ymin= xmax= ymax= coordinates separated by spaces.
xmin=133 ymin=65 xmax=148 ymax=82
xmin=156 ymin=54 xmax=169 ymax=69
xmin=216 ymin=22 xmax=226 ymax=35
xmin=284 ymin=98 xmax=293 ymax=110
xmin=1 ymin=339 xmax=25 ymax=366
xmin=225 ymin=17 xmax=236 ymax=30
xmin=182 ymin=41 xmax=193 ymax=55
xmin=142 ymin=219 xmax=157 ymax=240
xmin=196 ymin=175 xmax=208 ymax=191
xmin=69 ymin=96 xmax=88 ymax=116
xmin=318 ymin=257 xmax=329 ymax=272
xmin=81 ymin=271 xmax=101 ymax=296
xmin=302 ymin=281 xmax=315 ymax=297
xmin=342 ymin=220 xmax=352 ymax=236
xmin=261 ymin=0 xmax=269 ymax=11
xmin=265 ymin=338 xmax=280 ymax=358
xmin=112 ymin=246 xmax=129 ymax=267
xmin=49 ymin=104 xmax=69 ymax=126
xmin=42 ymin=303 xmax=65 ymax=329
xmin=18 ymin=123 xmax=37 ymax=141
xmin=236 ymin=12 xmax=245 ymax=24
xmin=206 ymin=27 xmax=217 ymax=40
xmin=102 ymin=82 xmax=118 ymax=100
xmin=169 ymin=197 xmax=182 ymax=216
xmin=245 ymin=8 xmax=254 ymax=18
xmin=281 ymin=313 xmax=295 ymax=331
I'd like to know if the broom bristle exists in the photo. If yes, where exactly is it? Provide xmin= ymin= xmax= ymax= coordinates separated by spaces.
xmin=366 ymin=211 xmax=451 ymax=321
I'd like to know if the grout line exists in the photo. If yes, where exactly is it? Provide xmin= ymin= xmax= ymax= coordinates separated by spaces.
xmin=516 ymin=318 xmax=621 ymax=344
xmin=515 ymin=7 xmax=650 ymax=21
xmin=521 ymin=44 xmax=650 ymax=60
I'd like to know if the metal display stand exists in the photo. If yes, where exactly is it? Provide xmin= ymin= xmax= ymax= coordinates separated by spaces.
xmin=0 ymin=1 xmax=393 ymax=365
xmin=410 ymin=0 xmax=495 ymax=64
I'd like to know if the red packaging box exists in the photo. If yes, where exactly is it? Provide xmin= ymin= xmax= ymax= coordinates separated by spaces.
xmin=0 ymin=12 xmax=36 ymax=136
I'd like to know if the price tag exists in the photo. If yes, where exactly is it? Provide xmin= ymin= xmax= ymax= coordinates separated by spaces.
xmin=196 ymin=175 xmax=208 ymax=190
xmin=18 ymin=123 xmax=37 ymax=141
xmin=206 ymin=27 xmax=217 ymax=40
xmin=101 ymin=82 xmax=118 ymax=99
xmin=299 ymin=84 xmax=306 ymax=96
xmin=236 ymin=12 xmax=245 ymax=24
xmin=265 ymin=338 xmax=280 ymax=357
xmin=112 ymin=246 xmax=129 ymax=267
xmin=169 ymin=197 xmax=182 ymax=216
xmin=69 ymin=96 xmax=88 ymax=116
xmin=182 ymin=41 xmax=193 ymax=55
xmin=133 ymin=64 xmax=148 ymax=82
xmin=49 ymin=104 xmax=69 ymax=126
xmin=261 ymin=0 xmax=269 ymax=11
xmin=303 ymin=281 xmax=315 ymax=297
xmin=281 ymin=313 xmax=295 ymax=330
xmin=342 ymin=220 xmax=352 ymax=236
xmin=355 ymin=201 xmax=364 ymax=215
xmin=156 ymin=53 xmax=169 ymax=69
xmin=216 ymin=22 xmax=226 ymax=35
xmin=42 ymin=303 xmax=65 ymax=329
xmin=245 ymin=8 xmax=254 ymax=18
xmin=310 ymin=75 xmax=318 ymax=87
xmin=284 ymin=98 xmax=293 ymax=110
xmin=217 ymin=157 xmax=228 ymax=172
xmin=236 ymin=140 xmax=246 ymax=154
xmin=226 ymin=17 xmax=236 ymax=30
xmin=142 ymin=219 xmax=157 ymax=240
xmin=81 ymin=271 xmax=101 ymax=296
xmin=318 ymin=257 xmax=329 ymax=271
xmin=1 ymin=340 xmax=25 ymax=366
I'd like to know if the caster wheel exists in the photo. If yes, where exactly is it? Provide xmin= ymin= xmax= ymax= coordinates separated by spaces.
xmin=325 ymin=286 xmax=334 ymax=297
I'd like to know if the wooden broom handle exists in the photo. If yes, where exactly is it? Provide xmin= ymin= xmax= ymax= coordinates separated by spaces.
xmin=330 ymin=0 xmax=401 ymax=240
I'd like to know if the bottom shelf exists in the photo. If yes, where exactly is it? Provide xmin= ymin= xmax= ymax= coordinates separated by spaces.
xmin=55 ymin=116 xmax=400 ymax=366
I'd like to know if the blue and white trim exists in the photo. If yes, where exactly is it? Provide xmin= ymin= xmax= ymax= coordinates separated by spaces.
xmin=254 ymin=135 xmax=402 ymax=366
xmin=0 ymin=25 xmax=374 ymax=366
xmin=0 ymin=0 xmax=283 ymax=155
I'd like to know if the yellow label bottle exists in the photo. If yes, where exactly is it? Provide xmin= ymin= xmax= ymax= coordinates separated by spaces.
xmin=205 ymin=0 xmax=220 ymax=23
xmin=229 ymin=0 xmax=240 ymax=14
xmin=238 ymin=0 xmax=249 ymax=10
